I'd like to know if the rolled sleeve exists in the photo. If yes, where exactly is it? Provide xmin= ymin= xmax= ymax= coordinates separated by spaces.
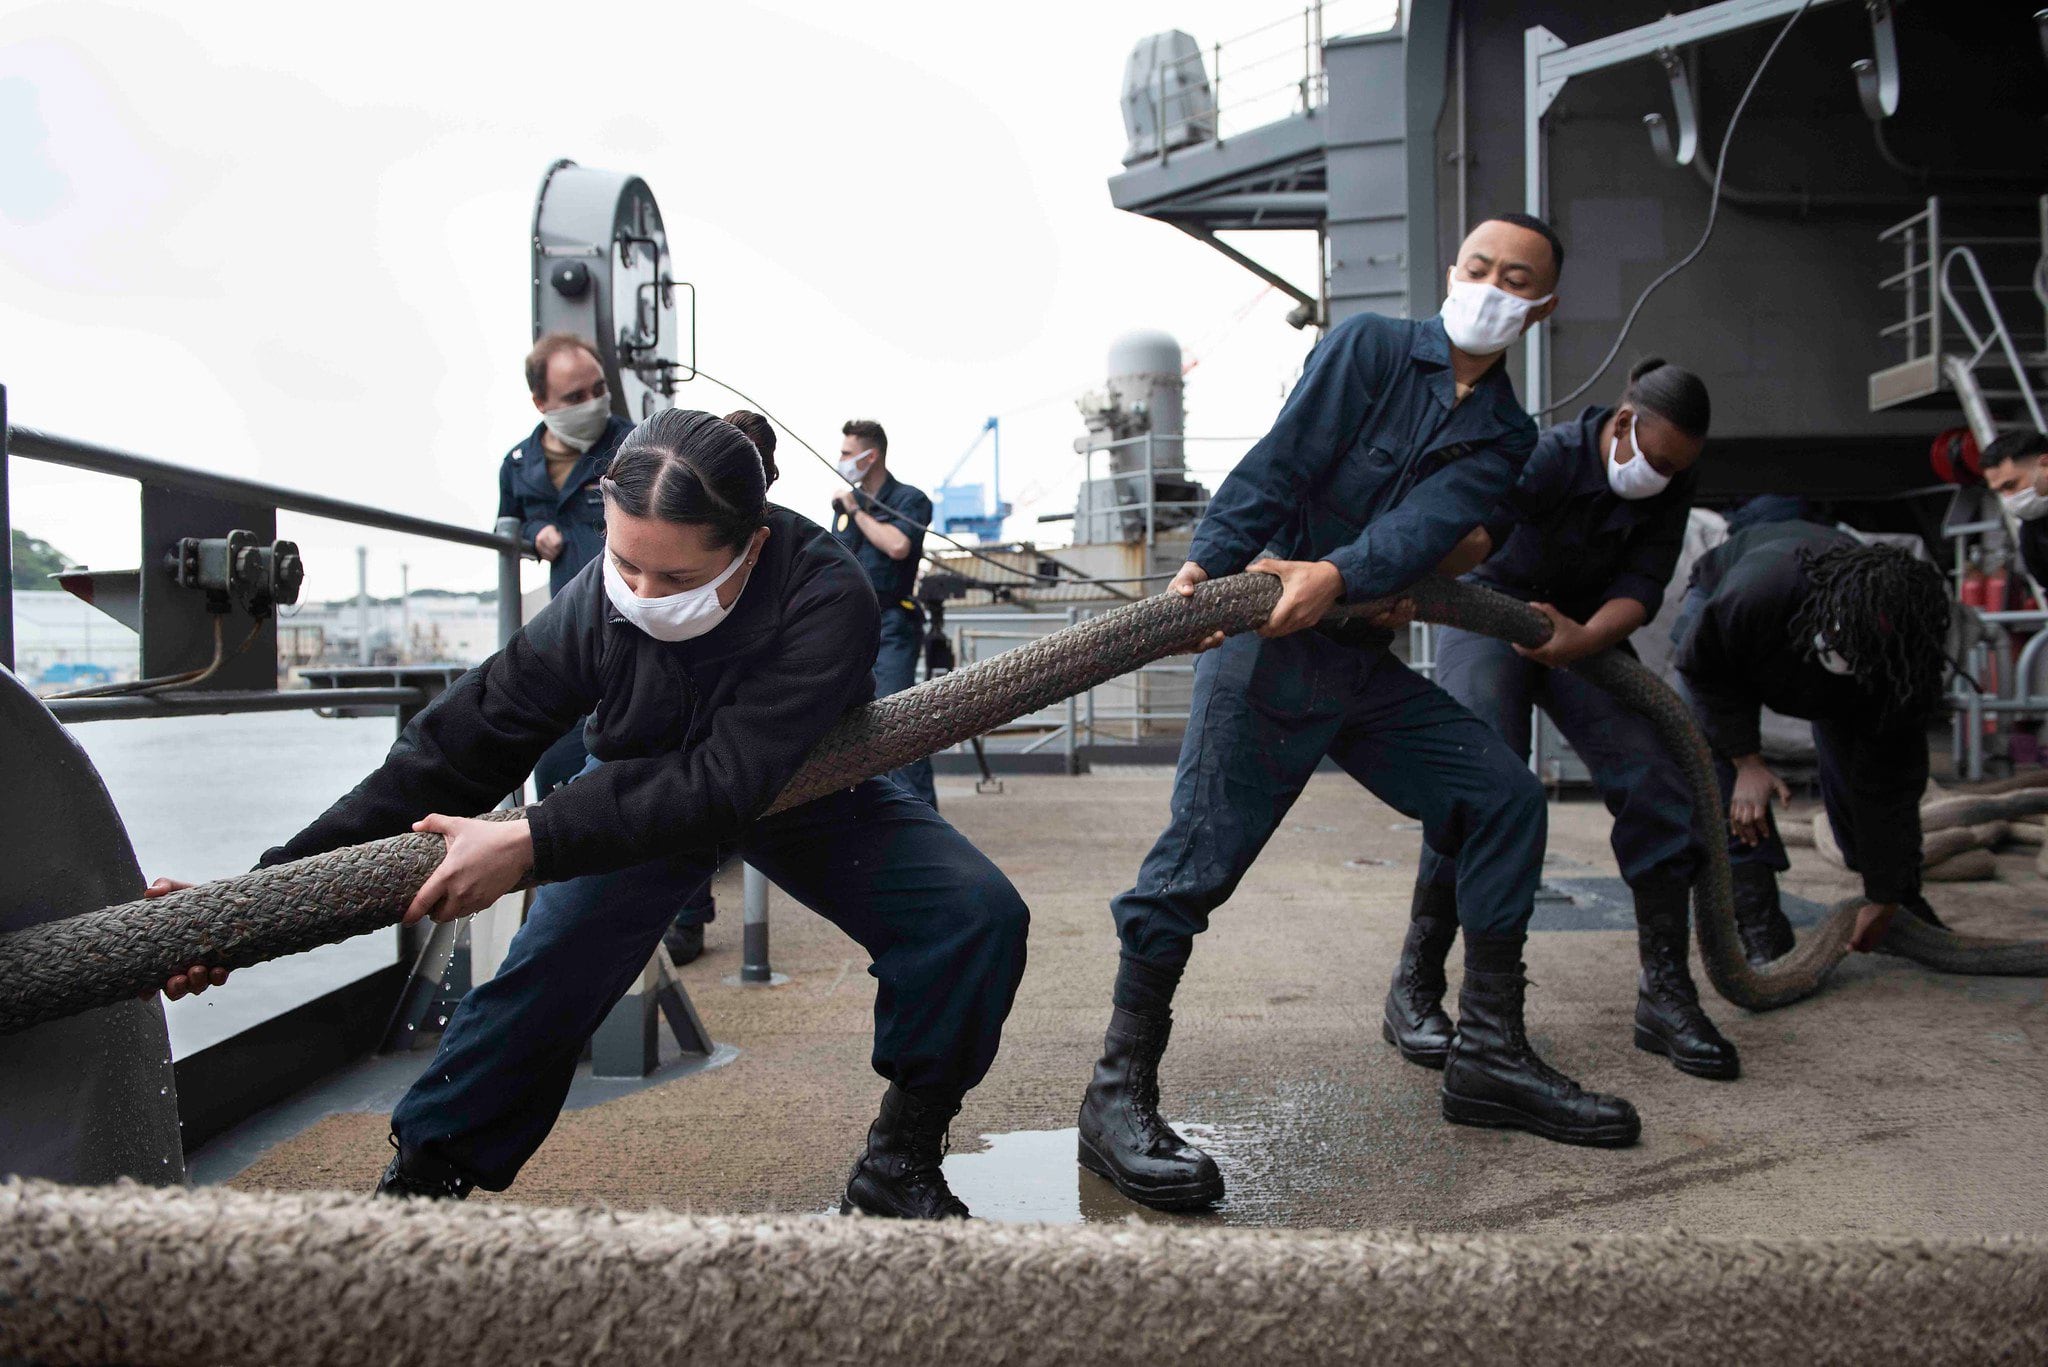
xmin=1601 ymin=569 xmax=1669 ymax=618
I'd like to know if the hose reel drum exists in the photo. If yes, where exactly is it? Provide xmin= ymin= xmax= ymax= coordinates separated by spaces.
xmin=530 ymin=159 xmax=692 ymax=422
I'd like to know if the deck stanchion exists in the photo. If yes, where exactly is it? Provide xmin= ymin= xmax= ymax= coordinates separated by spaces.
xmin=740 ymin=863 xmax=774 ymax=984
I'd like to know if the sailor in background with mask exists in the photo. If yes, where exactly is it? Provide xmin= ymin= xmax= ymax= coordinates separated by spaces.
xmin=1980 ymin=430 xmax=2048 ymax=585
xmin=831 ymin=418 xmax=938 ymax=809
xmin=499 ymin=333 xmax=634 ymax=597
xmin=1077 ymin=214 xmax=1645 ymax=1219
xmin=1381 ymin=360 xmax=1736 ymax=1085
xmin=498 ymin=332 xmax=714 ymax=960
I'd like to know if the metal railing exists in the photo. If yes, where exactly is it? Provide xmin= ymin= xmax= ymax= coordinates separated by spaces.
xmin=1877 ymin=198 xmax=1941 ymax=362
xmin=1950 ymin=607 xmax=2048 ymax=780
xmin=1878 ymin=195 xmax=2048 ymax=385
xmin=2 ymin=382 xmax=543 ymax=1130
xmin=1072 ymin=433 xmax=1259 ymax=551
xmin=1141 ymin=0 xmax=1396 ymax=161
xmin=1939 ymin=244 xmax=2048 ymax=433
xmin=2 ymin=392 xmax=525 ymax=719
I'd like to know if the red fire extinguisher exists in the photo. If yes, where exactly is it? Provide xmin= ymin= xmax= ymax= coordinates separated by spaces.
xmin=1961 ymin=560 xmax=1989 ymax=609
xmin=1987 ymin=559 xmax=2013 ymax=613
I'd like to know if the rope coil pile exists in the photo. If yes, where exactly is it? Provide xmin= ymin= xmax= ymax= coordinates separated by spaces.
xmin=1 ymin=573 xmax=2043 ymax=1036
xmin=2 ymin=1179 xmax=2044 ymax=1367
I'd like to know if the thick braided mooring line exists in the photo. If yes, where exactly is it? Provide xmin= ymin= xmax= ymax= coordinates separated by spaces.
xmin=1 ymin=1180 xmax=2044 ymax=1367
xmin=1 ymin=573 xmax=2043 ymax=1035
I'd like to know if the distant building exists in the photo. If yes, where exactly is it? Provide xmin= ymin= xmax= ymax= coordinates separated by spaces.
xmin=11 ymin=590 xmax=140 ymax=691
xmin=12 ymin=584 xmax=510 ymax=696
xmin=284 ymin=591 xmax=504 ymax=670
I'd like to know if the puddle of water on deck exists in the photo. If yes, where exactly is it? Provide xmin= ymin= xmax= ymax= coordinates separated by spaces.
xmin=822 ymin=1124 xmax=1268 ymax=1223
xmin=943 ymin=1123 xmax=1263 ymax=1224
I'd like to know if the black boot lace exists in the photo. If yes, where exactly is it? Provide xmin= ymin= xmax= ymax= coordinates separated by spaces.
xmin=887 ymin=1103 xmax=967 ymax=1216
xmin=1126 ymin=1049 xmax=1179 ymax=1150
xmin=1487 ymin=979 xmax=1582 ymax=1097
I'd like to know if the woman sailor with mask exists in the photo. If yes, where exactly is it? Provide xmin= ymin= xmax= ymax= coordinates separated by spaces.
xmin=150 ymin=409 xmax=1029 ymax=1219
xmin=1381 ymin=360 xmax=1736 ymax=1082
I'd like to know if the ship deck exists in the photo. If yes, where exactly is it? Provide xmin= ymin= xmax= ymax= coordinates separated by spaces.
xmin=197 ymin=768 xmax=2048 ymax=1235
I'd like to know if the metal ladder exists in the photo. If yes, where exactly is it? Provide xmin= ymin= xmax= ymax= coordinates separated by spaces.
xmin=1938 ymin=243 xmax=2047 ymax=444
xmin=1871 ymin=194 xmax=2048 ymax=446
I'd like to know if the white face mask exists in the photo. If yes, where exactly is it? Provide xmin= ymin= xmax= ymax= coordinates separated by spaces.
xmin=1813 ymin=633 xmax=1854 ymax=676
xmin=1605 ymin=417 xmax=1672 ymax=500
xmin=1439 ymin=278 xmax=1552 ymax=357
xmin=2006 ymin=485 xmax=2048 ymax=522
xmin=541 ymin=394 xmax=612 ymax=453
xmin=602 ymin=543 xmax=751 ymax=643
xmin=836 ymin=449 xmax=875 ymax=483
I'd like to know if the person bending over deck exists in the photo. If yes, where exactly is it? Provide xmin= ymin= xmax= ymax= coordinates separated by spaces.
xmin=1670 ymin=522 xmax=1952 ymax=964
xmin=1080 ymin=213 xmax=1643 ymax=1216
xmin=152 ymin=410 xmax=1028 ymax=1219
xmin=1380 ymin=360 xmax=1739 ymax=1082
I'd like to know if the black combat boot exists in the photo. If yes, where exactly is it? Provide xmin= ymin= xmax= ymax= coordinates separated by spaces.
xmin=1441 ymin=935 xmax=1640 ymax=1148
xmin=1631 ymin=883 xmax=1740 ymax=1080
xmin=1077 ymin=1007 xmax=1225 ymax=1210
xmin=1729 ymin=863 xmax=1797 ymax=967
xmin=841 ymin=1085 xmax=970 ymax=1219
xmin=1382 ymin=879 xmax=1458 ymax=1069
xmin=373 ymin=1134 xmax=475 ymax=1201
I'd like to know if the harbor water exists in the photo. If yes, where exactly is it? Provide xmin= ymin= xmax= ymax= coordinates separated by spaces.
xmin=68 ymin=711 xmax=408 ymax=1058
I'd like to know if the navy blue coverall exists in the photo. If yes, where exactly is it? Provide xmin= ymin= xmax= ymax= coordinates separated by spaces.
xmin=1671 ymin=521 xmax=1928 ymax=906
xmin=497 ymin=414 xmax=634 ymax=599
xmin=1112 ymin=312 xmax=1546 ymax=969
xmin=497 ymin=414 xmax=713 ymax=928
xmin=1421 ymin=404 xmax=1702 ymax=894
xmin=833 ymin=473 xmax=937 ymax=808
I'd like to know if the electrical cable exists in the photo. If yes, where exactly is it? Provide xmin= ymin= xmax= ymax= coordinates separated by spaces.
xmin=46 ymin=616 xmax=265 ymax=700
xmin=683 ymin=1 xmax=1816 ymax=587
xmin=677 ymin=7 xmax=1812 ymax=585
xmin=1538 ymin=0 xmax=1816 ymax=416
xmin=135 ymin=617 xmax=263 ymax=694
xmin=683 ymin=365 xmax=1184 ymax=587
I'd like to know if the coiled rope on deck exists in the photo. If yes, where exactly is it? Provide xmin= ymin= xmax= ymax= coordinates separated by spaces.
xmin=1 ymin=1179 xmax=2044 ymax=1367
xmin=2 ymin=573 xmax=2044 ymax=1036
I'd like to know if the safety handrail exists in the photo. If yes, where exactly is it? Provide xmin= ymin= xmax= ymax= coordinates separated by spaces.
xmin=1938 ymin=245 xmax=2048 ymax=432
xmin=2 ymin=407 xmax=527 ymax=703
xmin=7 ymin=425 xmax=519 ymax=553
xmin=1877 ymin=197 xmax=1940 ymax=364
xmin=1144 ymin=0 xmax=1395 ymax=158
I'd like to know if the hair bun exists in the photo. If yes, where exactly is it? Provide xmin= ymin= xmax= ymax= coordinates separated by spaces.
xmin=1628 ymin=356 xmax=1668 ymax=383
xmin=721 ymin=410 xmax=779 ymax=488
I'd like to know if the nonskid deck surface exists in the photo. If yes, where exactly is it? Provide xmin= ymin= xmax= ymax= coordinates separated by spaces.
xmin=207 ymin=769 xmax=2048 ymax=1235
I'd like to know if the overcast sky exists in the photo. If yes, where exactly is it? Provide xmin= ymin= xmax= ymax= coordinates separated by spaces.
xmin=3 ymin=0 xmax=1397 ymax=602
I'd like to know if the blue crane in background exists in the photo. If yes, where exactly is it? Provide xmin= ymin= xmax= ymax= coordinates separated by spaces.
xmin=934 ymin=417 xmax=1011 ymax=543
